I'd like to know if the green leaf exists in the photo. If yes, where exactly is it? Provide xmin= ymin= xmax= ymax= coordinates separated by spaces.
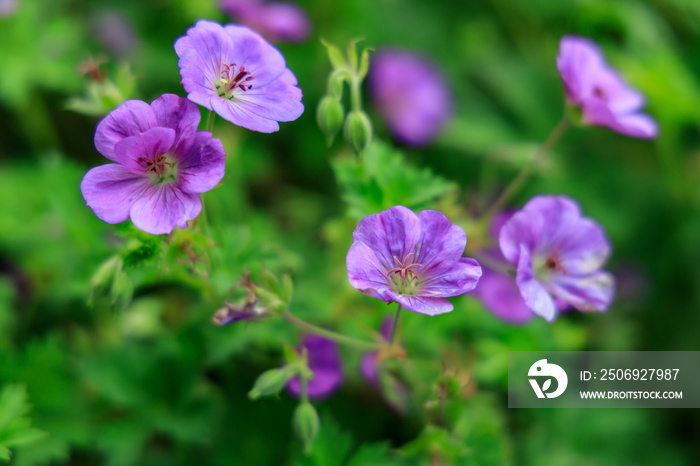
xmin=332 ymin=141 xmax=457 ymax=218
xmin=320 ymin=38 xmax=346 ymax=69
xmin=0 ymin=385 xmax=46 ymax=462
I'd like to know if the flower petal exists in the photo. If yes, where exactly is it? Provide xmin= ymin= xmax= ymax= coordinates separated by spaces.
xmin=557 ymin=218 xmax=610 ymax=274
xmin=392 ymin=293 xmax=453 ymax=316
xmin=415 ymin=210 xmax=466 ymax=265
xmin=94 ymin=100 xmax=157 ymax=161
xmin=175 ymin=131 xmax=226 ymax=194
xmin=420 ymin=257 xmax=482 ymax=297
xmin=113 ymin=127 xmax=176 ymax=176
xmin=547 ymin=271 xmax=615 ymax=312
xmin=583 ymin=99 xmax=658 ymax=139
xmin=499 ymin=209 xmax=543 ymax=266
xmin=150 ymin=94 xmax=201 ymax=156
xmin=211 ymin=95 xmax=281 ymax=132
xmin=346 ymin=242 xmax=394 ymax=303
xmin=81 ymin=164 xmax=150 ymax=224
xmin=556 ymin=36 xmax=605 ymax=104
xmin=287 ymin=335 xmax=343 ymax=400
xmin=515 ymin=245 xmax=557 ymax=321
xmin=234 ymin=68 xmax=304 ymax=122
xmin=175 ymin=20 xmax=231 ymax=87
xmin=223 ymin=24 xmax=286 ymax=87
xmin=473 ymin=266 xmax=534 ymax=324
xmin=351 ymin=206 xmax=421 ymax=273
xmin=129 ymin=184 xmax=202 ymax=235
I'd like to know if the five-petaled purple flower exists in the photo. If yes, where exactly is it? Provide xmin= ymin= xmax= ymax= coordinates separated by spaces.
xmin=346 ymin=206 xmax=482 ymax=316
xmin=174 ymin=20 xmax=304 ymax=132
xmin=286 ymin=335 xmax=344 ymax=400
xmin=219 ymin=0 xmax=311 ymax=43
xmin=81 ymin=94 xmax=226 ymax=235
xmin=369 ymin=49 xmax=452 ymax=147
xmin=472 ymin=212 xmax=534 ymax=324
xmin=499 ymin=195 xmax=615 ymax=322
xmin=557 ymin=35 xmax=658 ymax=139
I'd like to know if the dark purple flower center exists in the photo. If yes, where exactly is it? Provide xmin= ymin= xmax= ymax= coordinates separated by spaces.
xmin=592 ymin=86 xmax=608 ymax=102
xmin=140 ymin=152 xmax=175 ymax=180
xmin=535 ymin=250 xmax=565 ymax=280
xmin=215 ymin=63 xmax=255 ymax=100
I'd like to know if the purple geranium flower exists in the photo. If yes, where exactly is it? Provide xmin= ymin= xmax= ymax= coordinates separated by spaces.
xmin=499 ymin=196 xmax=615 ymax=321
xmin=286 ymin=335 xmax=343 ymax=400
xmin=557 ymin=35 xmax=658 ymax=139
xmin=81 ymin=94 xmax=225 ymax=235
xmin=174 ymin=20 xmax=304 ymax=132
xmin=369 ymin=49 xmax=452 ymax=147
xmin=219 ymin=0 xmax=311 ymax=43
xmin=346 ymin=206 xmax=482 ymax=316
xmin=472 ymin=212 xmax=535 ymax=324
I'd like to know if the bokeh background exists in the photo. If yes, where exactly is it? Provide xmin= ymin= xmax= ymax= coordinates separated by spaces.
xmin=1 ymin=0 xmax=700 ymax=464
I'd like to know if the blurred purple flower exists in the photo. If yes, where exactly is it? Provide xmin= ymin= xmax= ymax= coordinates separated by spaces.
xmin=472 ymin=212 xmax=534 ymax=324
xmin=0 ymin=0 xmax=17 ymax=17
xmin=499 ymin=196 xmax=615 ymax=321
xmin=347 ymin=206 xmax=482 ymax=316
xmin=557 ymin=35 xmax=658 ymax=139
xmin=93 ymin=11 xmax=138 ymax=58
xmin=174 ymin=20 xmax=304 ymax=132
xmin=286 ymin=335 xmax=343 ymax=400
xmin=81 ymin=94 xmax=225 ymax=235
xmin=369 ymin=49 xmax=452 ymax=146
xmin=219 ymin=0 xmax=311 ymax=43
xmin=360 ymin=318 xmax=393 ymax=386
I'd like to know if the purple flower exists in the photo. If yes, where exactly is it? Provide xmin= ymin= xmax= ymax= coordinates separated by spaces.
xmin=369 ymin=49 xmax=452 ymax=146
xmin=219 ymin=0 xmax=311 ymax=43
xmin=346 ymin=206 xmax=482 ymax=316
xmin=557 ymin=35 xmax=658 ymax=139
xmin=174 ymin=20 xmax=304 ymax=132
xmin=286 ymin=335 xmax=343 ymax=400
xmin=81 ymin=94 xmax=225 ymax=235
xmin=472 ymin=212 xmax=534 ymax=324
xmin=499 ymin=196 xmax=615 ymax=321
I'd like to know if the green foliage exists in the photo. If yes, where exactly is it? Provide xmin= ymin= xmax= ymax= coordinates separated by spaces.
xmin=0 ymin=385 xmax=45 ymax=461
xmin=333 ymin=141 xmax=457 ymax=218
xmin=0 ymin=0 xmax=699 ymax=464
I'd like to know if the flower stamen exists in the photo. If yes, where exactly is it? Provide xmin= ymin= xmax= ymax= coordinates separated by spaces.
xmin=387 ymin=252 xmax=422 ymax=282
xmin=140 ymin=153 xmax=173 ymax=178
xmin=216 ymin=63 xmax=255 ymax=100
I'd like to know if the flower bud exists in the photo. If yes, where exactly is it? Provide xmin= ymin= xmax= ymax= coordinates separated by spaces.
xmin=293 ymin=401 xmax=320 ymax=453
xmin=248 ymin=368 xmax=295 ymax=400
xmin=317 ymin=95 xmax=345 ymax=146
xmin=344 ymin=110 xmax=373 ymax=154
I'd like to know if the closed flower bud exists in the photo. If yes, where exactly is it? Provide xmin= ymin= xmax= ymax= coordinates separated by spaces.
xmin=317 ymin=95 xmax=345 ymax=146
xmin=248 ymin=367 xmax=295 ymax=400
xmin=344 ymin=110 xmax=373 ymax=154
xmin=293 ymin=401 xmax=320 ymax=453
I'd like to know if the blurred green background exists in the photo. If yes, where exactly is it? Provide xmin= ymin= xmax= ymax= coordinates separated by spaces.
xmin=1 ymin=0 xmax=700 ymax=464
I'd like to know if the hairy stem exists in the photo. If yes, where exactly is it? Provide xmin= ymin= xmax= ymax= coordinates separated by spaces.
xmin=389 ymin=303 xmax=403 ymax=345
xmin=482 ymin=116 xmax=571 ymax=222
xmin=282 ymin=310 xmax=381 ymax=350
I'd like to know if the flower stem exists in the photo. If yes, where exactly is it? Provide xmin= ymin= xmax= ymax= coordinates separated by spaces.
xmin=389 ymin=303 xmax=402 ymax=345
xmin=481 ymin=116 xmax=571 ymax=222
xmin=350 ymin=75 xmax=362 ymax=112
xmin=205 ymin=110 xmax=216 ymax=133
xmin=300 ymin=371 xmax=309 ymax=403
xmin=282 ymin=310 xmax=381 ymax=350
